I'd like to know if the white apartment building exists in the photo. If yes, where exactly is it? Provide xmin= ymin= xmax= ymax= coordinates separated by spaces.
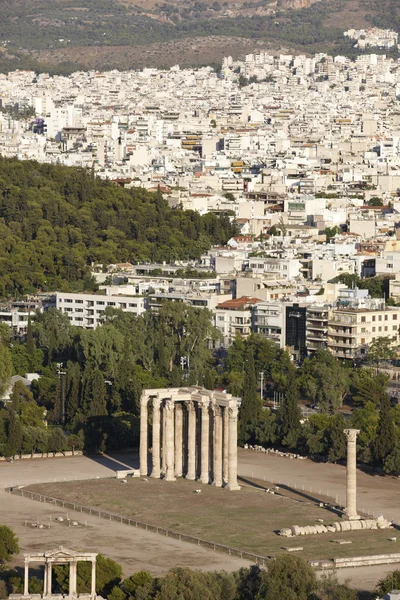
xmin=56 ymin=292 xmax=147 ymax=328
xmin=252 ymin=302 xmax=285 ymax=347
xmin=328 ymin=300 xmax=400 ymax=360
xmin=214 ymin=296 xmax=262 ymax=347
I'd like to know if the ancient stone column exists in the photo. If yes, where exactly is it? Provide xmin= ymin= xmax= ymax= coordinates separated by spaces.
xmin=162 ymin=403 xmax=167 ymax=474
xmin=175 ymin=403 xmax=183 ymax=477
xmin=165 ymin=399 xmax=176 ymax=481
xmin=47 ymin=562 xmax=52 ymax=596
xmin=91 ymin=560 xmax=96 ymax=597
xmin=139 ymin=395 xmax=149 ymax=476
xmin=200 ymin=398 xmax=210 ymax=484
xmin=151 ymin=397 xmax=161 ymax=479
xmin=223 ymin=406 xmax=229 ymax=485
xmin=227 ymin=405 xmax=240 ymax=491
xmin=69 ymin=561 xmax=77 ymax=597
xmin=344 ymin=428 xmax=360 ymax=520
xmin=24 ymin=560 xmax=29 ymax=596
xmin=213 ymin=405 xmax=223 ymax=487
xmin=186 ymin=400 xmax=196 ymax=480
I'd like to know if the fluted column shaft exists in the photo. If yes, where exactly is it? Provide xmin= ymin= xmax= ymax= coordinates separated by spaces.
xmin=213 ymin=405 xmax=223 ymax=487
xmin=151 ymin=397 xmax=161 ymax=478
xmin=227 ymin=405 xmax=240 ymax=491
xmin=165 ymin=400 xmax=176 ymax=481
xmin=223 ymin=407 xmax=229 ymax=485
xmin=175 ymin=403 xmax=183 ymax=477
xmin=139 ymin=395 xmax=149 ymax=476
xmin=69 ymin=561 xmax=77 ymax=597
xmin=200 ymin=399 xmax=210 ymax=484
xmin=91 ymin=560 xmax=96 ymax=597
xmin=344 ymin=428 xmax=360 ymax=520
xmin=47 ymin=562 xmax=53 ymax=596
xmin=162 ymin=404 xmax=167 ymax=474
xmin=186 ymin=400 xmax=196 ymax=480
xmin=24 ymin=561 xmax=29 ymax=596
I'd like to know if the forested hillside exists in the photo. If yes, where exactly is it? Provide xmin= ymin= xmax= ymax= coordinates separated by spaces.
xmin=0 ymin=158 xmax=236 ymax=295
xmin=1 ymin=0 xmax=399 ymax=72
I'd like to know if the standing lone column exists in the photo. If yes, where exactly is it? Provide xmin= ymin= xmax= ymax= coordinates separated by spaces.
xmin=186 ymin=400 xmax=196 ymax=480
xmin=175 ymin=403 xmax=183 ymax=477
xmin=200 ymin=399 xmax=210 ymax=484
xmin=165 ymin=399 xmax=176 ymax=481
xmin=223 ymin=407 xmax=229 ymax=485
xmin=139 ymin=395 xmax=149 ymax=476
xmin=162 ymin=404 xmax=167 ymax=474
xmin=227 ymin=405 xmax=240 ymax=491
xmin=344 ymin=429 xmax=360 ymax=520
xmin=151 ymin=397 xmax=162 ymax=478
xmin=213 ymin=405 xmax=223 ymax=487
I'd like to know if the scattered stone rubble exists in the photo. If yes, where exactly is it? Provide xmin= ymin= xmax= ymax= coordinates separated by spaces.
xmin=243 ymin=445 xmax=307 ymax=460
xmin=279 ymin=515 xmax=392 ymax=537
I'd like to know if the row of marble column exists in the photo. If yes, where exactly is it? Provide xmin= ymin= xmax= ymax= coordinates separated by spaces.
xmin=23 ymin=559 xmax=96 ymax=597
xmin=140 ymin=396 xmax=240 ymax=490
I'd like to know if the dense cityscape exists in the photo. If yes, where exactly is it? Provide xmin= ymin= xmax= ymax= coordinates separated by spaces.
xmin=2 ymin=20 xmax=400 ymax=600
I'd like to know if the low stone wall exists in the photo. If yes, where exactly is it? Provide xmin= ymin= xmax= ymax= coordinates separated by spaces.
xmin=0 ymin=451 xmax=83 ymax=461
xmin=311 ymin=553 xmax=400 ymax=569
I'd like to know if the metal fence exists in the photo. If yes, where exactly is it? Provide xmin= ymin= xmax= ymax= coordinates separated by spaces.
xmin=7 ymin=487 xmax=270 ymax=567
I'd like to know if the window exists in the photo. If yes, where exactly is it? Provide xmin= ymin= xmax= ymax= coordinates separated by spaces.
xmin=129 ymin=303 xmax=137 ymax=307
xmin=96 ymin=301 xmax=105 ymax=305
xmin=361 ymin=316 xmax=366 ymax=323
xmin=75 ymin=299 xmax=83 ymax=304
xmin=65 ymin=299 xmax=73 ymax=303
xmin=372 ymin=316 xmax=375 ymax=322
xmin=385 ymin=326 xmax=388 ymax=331
xmin=218 ymin=316 xmax=224 ymax=321
xmin=361 ymin=327 xmax=366 ymax=333
xmin=76 ymin=308 xmax=83 ymax=313
xmin=387 ymin=263 xmax=393 ymax=269
xmin=379 ymin=315 xmax=382 ymax=321
xmin=75 ymin=317 xmax=83 ymax=322
xmin=385 ymin=315 xmax=388 ymax=321
xmin=361 ymin=338 xmax=365 ymax=343
xmin=394 ymin=315 xmax=398 ymax=321
xmin=372 ymin=327 xmax=376 ymax=332
xmin=393 ymin=325 xmax=397 ymax=331
xmin=378 ymin=326 xmax=382 ymax=332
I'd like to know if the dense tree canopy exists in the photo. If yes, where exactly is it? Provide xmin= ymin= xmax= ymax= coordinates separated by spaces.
xmin=0 ymin=158 xmax=236 ymax=295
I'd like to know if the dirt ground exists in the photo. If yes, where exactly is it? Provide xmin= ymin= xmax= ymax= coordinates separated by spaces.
xmin=1 ymin=450 xmax=400 ymax=592
xmin=25 ymin=477 xmax=398 ymax=563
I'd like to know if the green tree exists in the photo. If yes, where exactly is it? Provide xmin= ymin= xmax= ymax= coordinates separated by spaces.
xmin=383 ymin=444 xmax=400 ymax=475
xmin=239 ymin=351 xmax=262 ymax=442
xmin=372 ymin=393 xmax=395 ymax=466
xmin=314 ymin=572 xmax=357 ymax=600
xmin=107 ymin=587 xmax=127 ymax=600
xmin=122 ymin=571 xmax=154 ymax=599
xmin=0 ymin=325 xmax=12 ymax=398
xmin=0 ymin=526 xmax=19 ymax=571
xmin=300 ymin=350 xmax=349 ymax=412
xmin=6 ymin=412 xmax=23 ymax=457
xmin=368 ymin=336 xmax=396 ymax=364
xmin=26 ymin=316 xmax=35 ymax=357
xmin=258 ymin=554 xmax=316 ymax=600
xmin=350 ymin=369 xmax=389 ymax=406
xmin=376 ymin=569 xmax=400 ymax=596
xmin=277 ymin=369 xmax=301 ymax=449
xmin=327 ymin=414 xmax=347 ymax=463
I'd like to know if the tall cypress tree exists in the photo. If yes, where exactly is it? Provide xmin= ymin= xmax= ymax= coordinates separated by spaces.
xmin=239 ymin=350 xmax=261 ymax=442
xmin=372 ymin=394 xmax=395 ymax=466
xmin=26 ymin=316 xmax=35 ymax=357
xmin=277 ymin=368 xmax=301 ymax=449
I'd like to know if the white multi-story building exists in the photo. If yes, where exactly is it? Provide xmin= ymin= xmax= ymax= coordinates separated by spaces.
xmin=55 ymin=292 xmax=147 ymax=328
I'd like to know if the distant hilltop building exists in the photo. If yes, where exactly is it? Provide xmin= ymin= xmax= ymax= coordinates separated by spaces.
xmin=344 ymin=28 xmax=399 ymax=50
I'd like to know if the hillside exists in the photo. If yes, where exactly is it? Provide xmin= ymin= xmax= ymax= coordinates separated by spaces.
xmin=0 ymin=158 xmax=236 ymax=295
xmin=1 ymin=0 xmax=399 ymax=73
